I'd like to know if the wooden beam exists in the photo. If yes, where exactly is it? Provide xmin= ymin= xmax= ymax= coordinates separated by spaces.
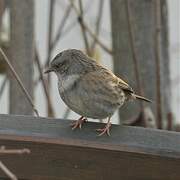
xmin=0 ymin=114 xmax=180 ymax=179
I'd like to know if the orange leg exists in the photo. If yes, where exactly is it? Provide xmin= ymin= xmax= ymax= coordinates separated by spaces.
xmin=71 ymin=116 xmax=87 ymax=130
xmin=96 ymin=117 xmax=111 ymax=136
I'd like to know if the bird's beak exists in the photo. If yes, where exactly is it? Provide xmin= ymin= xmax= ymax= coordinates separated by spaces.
xmin=44 ymin=67 xmax=54 ymax=74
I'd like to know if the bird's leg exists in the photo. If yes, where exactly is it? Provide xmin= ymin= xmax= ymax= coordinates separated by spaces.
xmin=96 ymin=117 xmax=111 ymax=136
xmin=71 ymin=116 xmax=87 ymax=130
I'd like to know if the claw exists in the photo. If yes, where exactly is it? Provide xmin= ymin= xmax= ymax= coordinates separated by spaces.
xmin=71 ymin=116 xmax=87 ymax=130
xmin=96 ymin=117 xmax=111 ymax=136
xmin=96 ymin=122 xmax=111 ymax=136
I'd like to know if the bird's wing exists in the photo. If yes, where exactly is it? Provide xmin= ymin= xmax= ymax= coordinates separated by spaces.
xmin=78 ymin=69 xmax=120 ymax=103
xmin=80 ymin=67 xmax=133 ymax=94
xmin=103 ymin=69 xmax=134 ymax=93
xmin=117 ymin=77 xmax=134 ymax=93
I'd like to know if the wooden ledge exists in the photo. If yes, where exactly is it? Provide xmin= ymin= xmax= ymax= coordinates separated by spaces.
xmin=0 ymin=114 xmax=180 ymax=179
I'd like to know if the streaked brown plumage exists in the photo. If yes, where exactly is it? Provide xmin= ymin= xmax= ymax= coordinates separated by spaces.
xmin=45 ymin=49 xmax=151 ymax=136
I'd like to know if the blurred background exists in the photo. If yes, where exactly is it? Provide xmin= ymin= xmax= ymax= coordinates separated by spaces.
xmin=0 ymin=0 xmax=179 ymax=130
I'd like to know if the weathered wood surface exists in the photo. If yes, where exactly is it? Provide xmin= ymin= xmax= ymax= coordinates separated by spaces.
xmin=0 ymin=114 xmax=180 ymax=180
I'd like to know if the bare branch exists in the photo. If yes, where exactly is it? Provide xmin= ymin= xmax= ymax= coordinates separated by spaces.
xmin=125 ymin=0 xmax=144 ymax=112
xmin=90 ymin=0 xmax=104 ymax=51
xmin=0 ymin=146 xmax=30 ymax=179
xmin=58 ymin=0 xmax=94 ymax=40
xmin=0 ymin=146 xmax=30 ymax=155
xmin=46 ymin=0 xmax=55 ymax=67
xmin=0 ymin=47 xmax=39 ymax=116
xmin=0 ymin=161 xmax=18 ymax=180
xmin=50 ymin=3 xmax=73 ymax=51
xmin=77 ymin=0 xmax=91 ymax=55
xmin=154 ymin=0 xmax=162 ymax=129
xmin=35 ymin=48 xmax=55 ymax=117
xmin=85 ymin=23 xmax=113 ymax=55
xmin=0 ymin=75 xmax=7 ymax=100
xmin=45 ymin=0 xmax=55 ymax=116
xmin=70 ymin=0 xmax=112 ymax=55
xmin=167 ymin=112 xmax=173 ymax=131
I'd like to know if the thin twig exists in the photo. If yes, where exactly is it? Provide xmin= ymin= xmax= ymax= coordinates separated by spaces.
xmin=78 ymin=0 xmax=91 ymax=55
xmin=34 ymin=1 xmax=87 ymax=87
xmin=0 ymin=161 xmax=17 ymax=180
xmin=36 ymin=0 xmax=111 ymax=89
xmin=0 ymin=146 xmax=30 ymax=154
xmin=125 ymin=0 xmax=144 ymax=112
xmin=0 ymin=75 xmax=7 ymax=100
xmin=0 ymin=146 xmax=30 ymax=179
xmin=58 ymin=0 xmax=94 ymax=40
xmin=70 ymin=0 xmax=112 ymax=55
xmin=90 ymin=0 xmax=104 ymax=52
xmin=35 ymin=48 xmax=55 ymax=117
xmin=167 ymin=112 xmax=173 ymax=131
xmin=0 ymin=48 xmax=39 ymax=116
xmin=46 ymin=0 xmax=55 ymax=67
xmin=85 ymin=23 xmax=113 ymax=55
xmin=154 ymin=0 xmax=162 ymax=129
xmin=46 ymin=0 xmax=55 ymax=116
xmin=50 ymin=3 xmax=73 ymax=51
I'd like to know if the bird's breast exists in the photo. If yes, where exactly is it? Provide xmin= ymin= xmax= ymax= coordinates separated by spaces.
xmin=58 ymin=74 xmax=80 ymax=93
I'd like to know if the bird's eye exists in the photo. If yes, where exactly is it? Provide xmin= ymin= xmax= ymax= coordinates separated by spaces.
xmin=56 ymin=52 xmax=62 ymax=58
xmin=59 ymin=61 xmax=66 ymax=67
xmin=54 ymin=65 xmax=59 ymax=69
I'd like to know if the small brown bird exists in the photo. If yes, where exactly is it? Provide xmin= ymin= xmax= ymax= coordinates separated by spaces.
xmin=45 ymin=49 xmax=151 ymax=136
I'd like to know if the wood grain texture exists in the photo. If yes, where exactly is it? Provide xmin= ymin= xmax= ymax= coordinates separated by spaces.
xmin=0 ymin=114 xmax=180 ymax=180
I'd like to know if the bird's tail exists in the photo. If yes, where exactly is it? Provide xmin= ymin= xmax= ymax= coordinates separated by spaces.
xmin=133 ymin=94 xmax=152 ymax=103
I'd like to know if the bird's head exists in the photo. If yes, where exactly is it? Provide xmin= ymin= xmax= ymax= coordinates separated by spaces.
xmin=44 ymin=49 xmax=90 ymax=76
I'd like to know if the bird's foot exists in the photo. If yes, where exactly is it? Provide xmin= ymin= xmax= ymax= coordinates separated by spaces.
xmin=96 ymin=122 xmax=111 ymax=136
xmin=71 ymin=116 xmax=87 ymax=130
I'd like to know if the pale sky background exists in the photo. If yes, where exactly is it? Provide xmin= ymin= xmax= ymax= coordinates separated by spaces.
xmin=0 ymin=0 xmax=179 ymax=123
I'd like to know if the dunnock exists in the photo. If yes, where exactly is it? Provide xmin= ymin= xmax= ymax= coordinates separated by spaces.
xmin=45 ymin=49 xmax=151 ymax=136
